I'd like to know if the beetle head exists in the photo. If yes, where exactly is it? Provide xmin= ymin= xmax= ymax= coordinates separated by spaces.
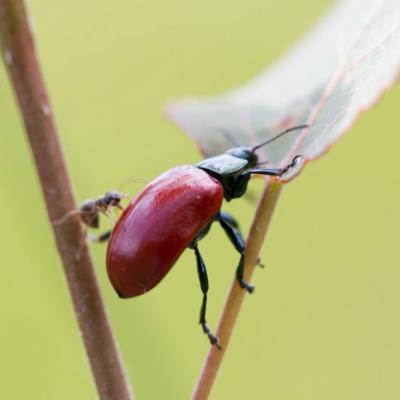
xmin=225 ymin=147 xmax=258 ymax=167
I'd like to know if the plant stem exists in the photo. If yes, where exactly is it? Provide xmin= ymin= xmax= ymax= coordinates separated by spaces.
xmin=0 ymin=1 xmax=134 ymax=399
xmin=193 ymin=180 xmax=283 ymax=400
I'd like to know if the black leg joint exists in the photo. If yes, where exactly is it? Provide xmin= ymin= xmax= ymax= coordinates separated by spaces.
xmin=217 ymin=212 xmax=255 ymax=294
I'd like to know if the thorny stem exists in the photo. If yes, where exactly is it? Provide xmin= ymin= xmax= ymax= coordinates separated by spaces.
xmin=0 ymin=1 xmax=134 ymax=399
xmin=193 ymin=180 xmax=283 ymax=400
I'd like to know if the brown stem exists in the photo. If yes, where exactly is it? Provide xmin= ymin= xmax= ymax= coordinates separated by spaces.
xmin=0 ymin=1 xmax=134 ymax=399
xmin=193 ymin=180 xmax=283 ymax=400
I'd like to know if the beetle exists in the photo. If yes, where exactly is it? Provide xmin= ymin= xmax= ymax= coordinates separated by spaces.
xmin=81 ymin=125 xmax=307 ymax=347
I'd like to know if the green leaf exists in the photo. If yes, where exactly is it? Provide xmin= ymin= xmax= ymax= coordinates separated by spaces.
xmin=166 ymin=0 xmax=400 ymax=180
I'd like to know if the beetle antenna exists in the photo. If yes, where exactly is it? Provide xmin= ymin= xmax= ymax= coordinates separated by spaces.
xmin=219 ymin=128 xmax=242 ymax=147
xmin=251 ymin=124 xmax=308 ymax=152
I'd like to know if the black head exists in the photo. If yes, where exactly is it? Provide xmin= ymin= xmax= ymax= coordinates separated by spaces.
xmin=225 ymin=147 xmax=258 ymax=168
xmin=196 ymin=124 xmax=308 ymax=200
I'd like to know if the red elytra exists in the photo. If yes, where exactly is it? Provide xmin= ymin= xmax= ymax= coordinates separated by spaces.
xmin=106 ymin=166 xmax=224 ymax=298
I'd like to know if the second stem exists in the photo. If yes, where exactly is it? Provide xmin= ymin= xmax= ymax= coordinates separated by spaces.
xmin=193 ymin=179 xmax=283 ymax=400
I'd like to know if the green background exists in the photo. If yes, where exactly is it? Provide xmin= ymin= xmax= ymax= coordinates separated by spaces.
xmin=1 ymin=0 xmax=399 ymax=399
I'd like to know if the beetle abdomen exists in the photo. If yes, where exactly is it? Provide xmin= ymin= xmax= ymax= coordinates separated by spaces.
xmin=106 ymin=166 xmax=224 ymax=298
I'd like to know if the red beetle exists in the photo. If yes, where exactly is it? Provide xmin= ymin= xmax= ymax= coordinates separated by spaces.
xmin=81 ymin=125 xmax=306 ymax=347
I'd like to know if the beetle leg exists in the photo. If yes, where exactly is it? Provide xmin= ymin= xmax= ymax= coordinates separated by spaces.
xmin=244 ymin=155 xmax=302 ymax=178
xmin=218 ymin=212 xmax=255 ymax=293
xmin=244 ymin=168 xmax=281 ymax=176
xmin=226 ymin=156 xmax=300 ymax=200
xmin=217 ymin=210 xmax=239 ymax=229
xmin=192 ymin=243 xmax=221 ymax=349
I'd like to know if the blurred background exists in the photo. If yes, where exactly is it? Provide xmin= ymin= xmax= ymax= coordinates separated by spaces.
xmin=1 ymin=0 xmax=399 ymax=398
